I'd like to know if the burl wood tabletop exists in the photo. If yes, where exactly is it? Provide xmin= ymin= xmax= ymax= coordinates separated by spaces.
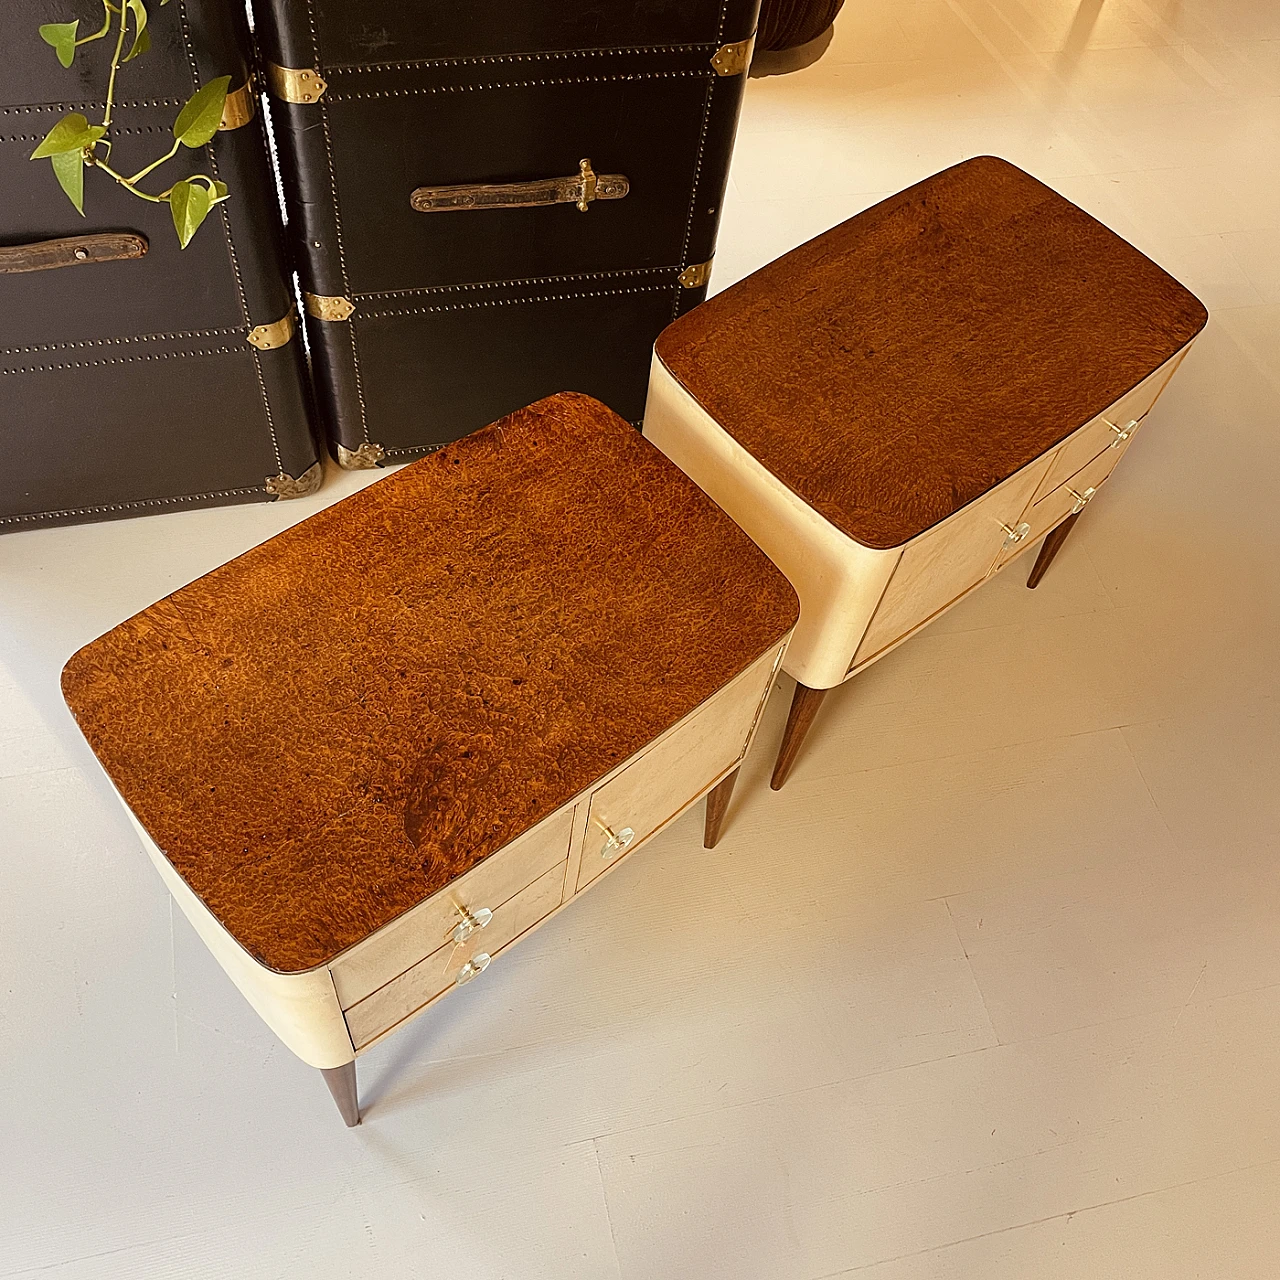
xmin=657 ymin=155 xmax=1208 ymax=549
xmin=62 ymin=394 xmax=798 ymax=972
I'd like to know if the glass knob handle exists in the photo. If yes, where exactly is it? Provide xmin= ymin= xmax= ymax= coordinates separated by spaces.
xmin=1106 ymin=418 xmax=1138 ymax=448
xmin=1066 ymin=485 xmax=1096 ymax=515
xmin=455 ymin=952 xmax=491 ymax=986
xmin=451 ymin=904 xmax=493 ymax=944
xmin=999 ymin=520 xmax=1031 ymax=548
xmin=597 ymin=823 xmax=636 ymax=860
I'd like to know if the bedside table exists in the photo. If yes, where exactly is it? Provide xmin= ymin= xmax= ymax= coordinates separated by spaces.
xmin=643 ymin=156 xmax=1208 ymax=788
xmin=62 ymin=393 xmax=798 ymax=1125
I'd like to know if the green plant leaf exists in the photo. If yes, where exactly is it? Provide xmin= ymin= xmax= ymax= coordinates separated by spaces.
xmin=50 ymin=150 xmax=86 ymax=214
xmin=39 ymin=20 xmax=79 ymax=68
xmin=169 ymin=177 xmax=212 ymax=248
xmin=173 ymin=76 xmax=231 ymax=149
xmin=30 ymin=113 xmax=96 ymax=159
xmin=122 ymin=0 xmax=148 ymax=62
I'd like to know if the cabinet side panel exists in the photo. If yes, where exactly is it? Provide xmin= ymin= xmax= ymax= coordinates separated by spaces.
xmin=116 ymin=800 xmax=355 ymax=1069
xmin=644 ymin=355 xmax=898 ymax=689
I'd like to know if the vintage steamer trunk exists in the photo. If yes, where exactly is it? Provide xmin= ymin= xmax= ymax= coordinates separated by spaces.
xmin=251 ymin=0 xmax=759 ymax=468
xmin=0 ymin=0 xmax=318 ymax=533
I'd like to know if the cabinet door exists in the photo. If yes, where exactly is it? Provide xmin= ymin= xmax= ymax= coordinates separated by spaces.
xmin=575 ymin=644 xmax=779 ymax=892
xmin=854 ymin=458 xmax=1051 ymax=665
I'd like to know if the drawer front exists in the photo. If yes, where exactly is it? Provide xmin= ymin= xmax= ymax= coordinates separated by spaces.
xmin=998 ymin=441 xmax=1130 ymax=570
xmin=330 ymin=808 xmax=574 ymax=1008
xmin=576 ymin=645 xmax=779 ymax=893
xmin=854 ymin=458 xmax=1052 ymax=664
xmin=1030 ymin=360 xmax=1172 ymax=504
xmin=344 ymin=860 xmax=567 ymax=1051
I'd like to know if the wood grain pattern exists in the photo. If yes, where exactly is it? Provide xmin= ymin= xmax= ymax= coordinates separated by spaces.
xmin=853 ymin=457 xmax=1051 ymax=663
xmin=344 ymin=860 xmax=568 ymax=1050
xmin=576 ymin=645 xmax=778 ymax=892
xmin=656 ymin=155 xmax=1208 ymax=549
xmin=770 ymin=683 xmax=829 ymax=789
xmin=703 ymin=769 xmax=739 ymax=848
xmin=1026 ymin=513 xmax=1081 ymax=589
xmin=62 ymin=393 xmax=798 ymax=974
xmin=328 ymin=807 xmax=574 ymax=1008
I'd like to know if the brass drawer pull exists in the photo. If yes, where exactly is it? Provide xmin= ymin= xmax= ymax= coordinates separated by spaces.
xmin=1104 ymin=418 xmax=1139 ymax=448
xmin=450 ymin=903 xmax=493 ymax=944
xmin=999 ymin=520 xmax=1031 ymax=549
xmin=454 ymin=952 xmax=491 ymax=986
xmin=410 ymin=158 xmax=629 ymax=214
xmin=596 ymin=821 xmax=636 ymax=861
xmin=0 ymin=232 xmax=147 ymax=275
xmin=1066 ymin=485 xmax=1096 ymax=514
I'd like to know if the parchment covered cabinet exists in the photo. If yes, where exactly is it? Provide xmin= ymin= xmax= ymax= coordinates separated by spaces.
xmin=62 ymin=393 xmax=798 ymax=1126
xmin=643 ymin=156 xmax=1208 ymax=787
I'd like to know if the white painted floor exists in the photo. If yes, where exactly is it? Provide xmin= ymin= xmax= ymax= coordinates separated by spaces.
xmin=3 ymin=1 xmax=1279 ymax=1275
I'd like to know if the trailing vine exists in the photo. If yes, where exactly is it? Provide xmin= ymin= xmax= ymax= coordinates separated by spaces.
xmin=31 ymin=0 xmax=232 ymax=247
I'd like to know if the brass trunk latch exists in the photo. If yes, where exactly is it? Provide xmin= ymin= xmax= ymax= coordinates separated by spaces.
xmin=410 ymin=158 xmax=629 ymax=214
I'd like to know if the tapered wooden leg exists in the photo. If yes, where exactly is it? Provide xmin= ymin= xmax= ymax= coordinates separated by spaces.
xmin=770 ymin=682 xmax=829 ymax=791
xmin=322 ymin=1061 xmax=360 ymax=1127
xmin=703 ymin=768 xmax=740 ymax=849
xmin=1026 ymin=512 xmax=1082 ymax=589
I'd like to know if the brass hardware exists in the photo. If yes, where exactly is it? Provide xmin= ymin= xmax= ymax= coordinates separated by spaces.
xmin=575 ymin=158 xmax=597 ymax=211
xmin=218 ymin=80 xmax=256 ymax=130
xmin=455 ymin=952 xmax=491 ymax=986
xmin=999 ymin=520 xmax=1031 ymax=548
xmin=451 ymin=904 xmax=494 ymax=944
xmin=1066 ymin=485 xmax=1097 ymax=514
xmin=247 ymin=306 xmax=296 ymax=350
xmin=678 ymin=257 xmax=714 ymax=289
xmin=335 ymin=441 xmax=386 ymax=470
xmin=265 ymin=462 xmax=322 ymax=500
xmin=594 ymin=820 xmax=636 ymax=861
xmin=266 ymin=63 xmax=327 ymax=104
xmin=1104 ymin=418 xmax=1139 ymax=448
xmin=0 ymin=232 xmax=146 ymax=275
xmin=303 ymin=291 xmax=355 ymax=322
xmin=410 ymin=157 xmax=629 ymax=214
xmin=711 ymin=34 xmax=755 ymax=76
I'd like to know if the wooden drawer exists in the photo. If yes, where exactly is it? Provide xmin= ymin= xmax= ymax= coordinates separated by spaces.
xmin=997 ymin=441 xmax=1128 ymax=570
xmin=1030 ymin=361 xmax=1169 ymax=504
xmin=344 ymin=859 xmax=567 ymax=1051
xmin=575 ymin=645 xmax=778 ymax=893
xmin=329 ymin=808 xmax=574 ymax=1008
xmin=853 ymin=457 xmax=1052 ymax=665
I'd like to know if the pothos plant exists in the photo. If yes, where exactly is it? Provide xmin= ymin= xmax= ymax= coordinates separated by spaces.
xmin=31 ymin=0 xmax=233 ymax=247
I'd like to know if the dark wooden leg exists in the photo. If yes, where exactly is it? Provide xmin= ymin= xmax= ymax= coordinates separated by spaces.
xmin=1027 ymin=512 xmax=1082 ymax=589
xmin=703 ymin=768 xmax=740 ymax=849
xmin=770 ymin=683 xmax=829 ymax=791
xmin=322 ymin=1061 xmax=360 ymax=1127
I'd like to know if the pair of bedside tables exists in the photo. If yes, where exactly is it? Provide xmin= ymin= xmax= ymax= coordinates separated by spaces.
xmin=63 ymin=158 xmax=1206 ymax=1125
